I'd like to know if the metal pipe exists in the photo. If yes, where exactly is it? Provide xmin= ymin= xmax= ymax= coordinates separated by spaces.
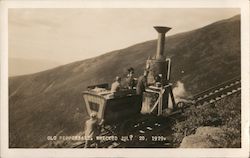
xmin=154 ymin=26 xmax=171 ymax=60
xmin=166 ymin=58 xmax=171 ymax=81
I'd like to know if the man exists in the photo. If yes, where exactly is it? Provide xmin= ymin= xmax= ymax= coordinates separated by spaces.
xmin=136 ymin=70 xmax=148 ymax=95
xmin=84 ymin=112 xmax=100 ymax=148
xmin=111 ymin=76 xmax=122 ymax=92
xmin=126 ymin=67 xmax=136 ymax=89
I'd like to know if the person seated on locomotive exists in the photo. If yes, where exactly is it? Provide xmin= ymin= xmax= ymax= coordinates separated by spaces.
xmin=111 ymin=76 xmax=122 ymax=93
xmin=125 ymin=67 xmax=136 ymax=89
xmin=84 ymin=112 xmax=102 ymax=148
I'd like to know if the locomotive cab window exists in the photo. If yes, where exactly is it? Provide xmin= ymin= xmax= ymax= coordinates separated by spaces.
xmin=89 ymin=102 xmax=99 ymax=111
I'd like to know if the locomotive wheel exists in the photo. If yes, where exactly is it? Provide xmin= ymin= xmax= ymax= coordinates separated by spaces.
xmin=176 ymin=101 xmax=185 ymax=112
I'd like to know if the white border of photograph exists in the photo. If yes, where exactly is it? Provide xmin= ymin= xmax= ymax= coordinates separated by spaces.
xmin=1 ymin=0 xmax=249 ymax=157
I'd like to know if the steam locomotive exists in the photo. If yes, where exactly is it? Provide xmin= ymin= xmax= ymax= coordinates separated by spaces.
xmin=82 ymin=26 xmax=182 ymax=136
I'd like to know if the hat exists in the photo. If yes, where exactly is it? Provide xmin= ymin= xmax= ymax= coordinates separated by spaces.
xmin=90 ymin=112 xmax=97 ymax=118
xmin=127 ymin=67 xmax=134 ymax=73
xmin=115 ymin=76 xmax=121 ymax=81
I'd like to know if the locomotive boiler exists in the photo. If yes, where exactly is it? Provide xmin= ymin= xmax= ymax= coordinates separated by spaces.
xmin=142 ymin=26 xmax=176 ymax=115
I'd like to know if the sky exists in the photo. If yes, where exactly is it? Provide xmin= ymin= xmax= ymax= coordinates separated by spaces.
xmin=9 ymin=8 xmax=240 ymax=66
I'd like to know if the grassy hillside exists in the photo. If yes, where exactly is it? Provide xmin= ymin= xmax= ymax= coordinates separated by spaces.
xmin=9 ymin=15 xmax=240 ymax=147
xmin=173 ymin=93 xmax=241 ymax=148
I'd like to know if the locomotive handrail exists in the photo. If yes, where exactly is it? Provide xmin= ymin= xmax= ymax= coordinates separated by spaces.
xmin=146 ymin=89 xmax=161 ymax=94
xmin=151 ymin=89 xmax=166 ymax=114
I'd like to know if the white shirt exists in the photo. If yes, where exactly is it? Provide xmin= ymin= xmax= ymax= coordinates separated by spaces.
xmin=111 ymin=81 xmax=121 ymax=92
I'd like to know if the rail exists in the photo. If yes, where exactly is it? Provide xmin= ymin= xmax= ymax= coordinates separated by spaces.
xmin=191 ymin=76 xmax=241 ymax=105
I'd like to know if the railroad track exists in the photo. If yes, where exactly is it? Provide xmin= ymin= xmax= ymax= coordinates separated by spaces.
xmin=191 ymin=76 xmax=241 ymax=106
xmin=73 ymin=76 xmax=241 ymax=148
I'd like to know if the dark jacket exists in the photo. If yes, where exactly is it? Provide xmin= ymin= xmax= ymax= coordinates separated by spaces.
xmin=126 ymin=76 xmax=136 ymax=89
xmin=136 ymin=75 xmax=147 ymax=95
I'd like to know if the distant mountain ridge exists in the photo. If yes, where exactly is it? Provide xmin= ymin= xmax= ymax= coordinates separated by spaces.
xmin=9 ymin=15 xmax=240 ymax=147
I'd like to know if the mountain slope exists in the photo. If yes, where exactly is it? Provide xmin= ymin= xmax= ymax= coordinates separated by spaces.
xmin=9 ymin=15 xmax=240 ymax=147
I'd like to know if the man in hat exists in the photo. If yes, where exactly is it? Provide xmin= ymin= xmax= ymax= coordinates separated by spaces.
xmin=111 ymin=76 xmax=122 ymax=93
xmin=125 ymin=67 xmax=136 ymax=89
xmin=84 ymin=112 xmax=100 ymax=148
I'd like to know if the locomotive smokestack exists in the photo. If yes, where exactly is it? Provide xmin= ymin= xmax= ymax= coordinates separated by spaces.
xmin=154 ymin=26 xmax=171 ymax=60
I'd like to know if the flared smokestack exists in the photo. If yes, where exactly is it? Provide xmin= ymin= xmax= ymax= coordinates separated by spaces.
xmin=154 ymin=26 xmax=171 ymax=60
